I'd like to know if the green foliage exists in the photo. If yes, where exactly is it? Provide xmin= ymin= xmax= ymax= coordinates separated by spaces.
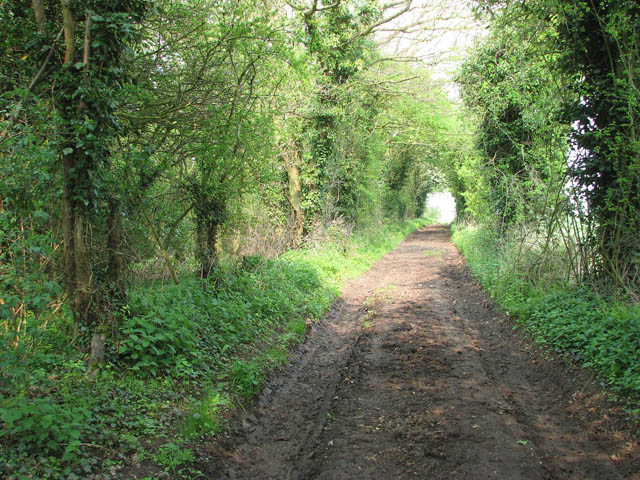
xmin=1 ymin=0 xmax=458 ymax=476
xmin=522 ymin=290 xmax=640 ymax=395
xmin=287 ymin=318 xmax=307 ymax=340
xmin=116 ymin=217 xmax=433 ymax=384
xmin=455 ymin=0 xmax=640 ymax=406
xmin=152 ymin=442 xmax=194 ymax=473
xmin=461 ymin=0 xmax=640 ymax=294
xmin=456 ymin=5 xmax=569 ymax=230
xmin=555 ymin=0 xmax=640 ymax=290
xmin=301 ymin=0 xmax=381 ymax=221
xmin=0 ymin=397 xmax=88 ymax=461
xmin=229 ymin=358 xmax=264 ymax=399
xmin=0 ymin=203 xmax=429 ymax=478
xmin=182 ymin=390 xmax=231 ymax=439
xmin=379 ymin=65 xmax=463 ymax=220
xmin=122 ymin=0 xmax=284 ymax=278
xmin=453 ymin=225 xmax=640 ymax=399
xmin=118 ymin=295 xmax=197 ymax=376
xmin=0 ymin=121 xmax=61 ymax=339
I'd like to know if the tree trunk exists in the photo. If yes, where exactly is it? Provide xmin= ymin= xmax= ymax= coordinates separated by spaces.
xmin=61 ymin=0 xmax=75 ymax=64
xmin=87 ymin=332 xmax=105 ymax=376
xmin=60 ymin=0 xmax=94 ymax=338
xmin=73 ymin=207 xmax=92 ymax=324
xmin=196 ymin=216 xmax=219 ymax=279
xmin=106 ymin=199 xmax=124 ymax=285
xmin=61 ymin=156 xmax=76 ymax=301
xmin=62 ymin=152 xmax=94 ymax=328
xmin=285 ymin=153 xmax=304 ymax=247
xmin=32 ymin=0 xmax=46 ymax=32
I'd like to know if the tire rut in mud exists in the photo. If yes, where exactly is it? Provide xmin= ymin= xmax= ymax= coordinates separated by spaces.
xmin=199 ymin=225 xmax=638 ymax=480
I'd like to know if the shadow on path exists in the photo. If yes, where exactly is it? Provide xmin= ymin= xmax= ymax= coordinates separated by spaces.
xmin=199 ymin=225 xmax=638 ymax=479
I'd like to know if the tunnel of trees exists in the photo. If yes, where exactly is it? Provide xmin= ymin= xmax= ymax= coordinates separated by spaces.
xmin=1 ymin=0 xmax=638 ymax=477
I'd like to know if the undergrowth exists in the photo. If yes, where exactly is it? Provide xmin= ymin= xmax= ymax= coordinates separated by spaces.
xmin=0 ymin=217 xmax=431 ymax=479
xmin=452 ymin=224 xmax=640 ymax=403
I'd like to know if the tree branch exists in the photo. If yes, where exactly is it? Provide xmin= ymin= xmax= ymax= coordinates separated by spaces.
xmin=345 ymin=0 xmax=412 ymax=47
xmin=61 ymin=0 xmax=76 ymax=64
xmin=0 ymin=27 xmax=63 ymax=141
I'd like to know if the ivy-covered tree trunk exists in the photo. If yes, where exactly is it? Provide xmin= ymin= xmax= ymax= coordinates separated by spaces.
xmin=196 ymin=218 xmax=219 ymax=280
xmin=558 ymin=0 xmax=640 ymax=291
xmin=312 ymin=106 xmax=338 ymax=224
xmin=194 ymin=195 xmax=226 ymax=280
xmin=61 ymin=155 xmax=93 ymax=330
xmin=299 ymin=1 xmax=380 ymax=224
xmin=59 ymin=0 xmax=94 ymax=332
xmin=50 ymin=0 xmax=147 ymax=365
xmin=105 ymin=198 xmax=125 ymax=286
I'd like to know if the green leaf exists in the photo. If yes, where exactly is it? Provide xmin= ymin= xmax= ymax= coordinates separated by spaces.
xmin=1 ymin=407 xmax=23 ymax=425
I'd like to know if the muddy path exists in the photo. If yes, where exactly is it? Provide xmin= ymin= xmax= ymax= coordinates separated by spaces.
xmin=200 ymin=225 xmax=639 ymax=479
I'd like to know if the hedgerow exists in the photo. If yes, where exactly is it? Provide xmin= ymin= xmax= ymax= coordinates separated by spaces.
xmin=452 ymin=225 xmax=640 ymax=400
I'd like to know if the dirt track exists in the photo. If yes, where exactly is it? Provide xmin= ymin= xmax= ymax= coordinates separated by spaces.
xmin=200 ymin=225 xmax=639 ymax=479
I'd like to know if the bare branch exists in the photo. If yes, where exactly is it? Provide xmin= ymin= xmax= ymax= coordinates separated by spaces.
xmin=345 ymin=0 xmax=413 ymax=46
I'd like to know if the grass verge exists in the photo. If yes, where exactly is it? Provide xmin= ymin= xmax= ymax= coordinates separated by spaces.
xmin=451 ymin=224 xmax=640 ymax=405
xmin=0 ymin=217 xmax=432 ymax=480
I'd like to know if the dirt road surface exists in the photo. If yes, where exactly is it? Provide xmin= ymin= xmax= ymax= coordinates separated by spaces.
xmin=200 ymin=225 xmax=639 ymax=479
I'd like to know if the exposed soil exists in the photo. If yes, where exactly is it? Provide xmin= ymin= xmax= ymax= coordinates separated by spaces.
xmin=199 ymin=225 xmax=639 ymax=479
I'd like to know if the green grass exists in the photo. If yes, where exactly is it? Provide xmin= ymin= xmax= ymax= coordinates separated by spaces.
xmin=452 ymin=224 xmax=640 ymax=402
xmin=0 ymin=216 xmax=432 ymax=479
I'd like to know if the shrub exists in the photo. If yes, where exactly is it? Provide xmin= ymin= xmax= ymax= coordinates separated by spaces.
xmin=0 ymin=397 xmax=89 ymax=461
xmin=118 ymin=284 xmax=199 ymax=376
xmin=453 ymin=224 xmax=640 ymax=399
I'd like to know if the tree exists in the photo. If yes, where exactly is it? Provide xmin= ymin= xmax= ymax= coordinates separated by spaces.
xmin=379 ymin=64 xmax=461 ymax=219
xmin=120 ymin=0 xmax=284 ymax=278
xmin=457 ymin=11 xmax=569 ymax=230
xmin=1 ymin=0 xmax=147 ymax=362
xmin=462 ymin=0 xmax=640 ymax=295
xmin=556 ymin=0 xmax=640 ymax=291
xmin=286 ymin=0 xmax=420 ymax=224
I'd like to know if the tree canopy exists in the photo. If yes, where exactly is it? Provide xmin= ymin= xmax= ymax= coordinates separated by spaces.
xmin=2 ymin=0 xmax=639 ymax=477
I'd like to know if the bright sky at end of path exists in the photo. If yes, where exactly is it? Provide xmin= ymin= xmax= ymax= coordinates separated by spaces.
xmin=426 ymin=191 xmax=456 ymax=223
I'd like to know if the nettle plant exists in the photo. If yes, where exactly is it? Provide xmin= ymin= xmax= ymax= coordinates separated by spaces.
xmin=0 ymin=398 xmax=89 ymax=461
xmin=117 ymin=284 xmax=199 ymax=376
